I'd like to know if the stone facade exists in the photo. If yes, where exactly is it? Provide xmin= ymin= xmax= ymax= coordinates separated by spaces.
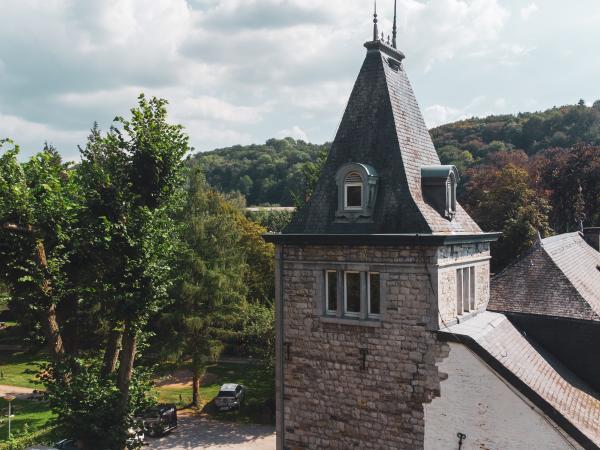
xmin=275 ymin=243 xmax=490 ymax=449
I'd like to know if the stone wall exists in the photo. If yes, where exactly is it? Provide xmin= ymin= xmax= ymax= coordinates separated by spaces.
xmin=276 ymin=243 xmax=488 ymax=449
xmin=436 ymin=243 xmax=490 ymax=326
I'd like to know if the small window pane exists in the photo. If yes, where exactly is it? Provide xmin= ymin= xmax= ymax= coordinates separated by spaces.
xmin=326 ymin=271 xmax=337 ymax=313
xmin=346 ymin=185 xmax=362 ymax=208
xmin=469 ymin=266 xmax=476 ymax=310
xmin=345 ymin=272 xmax=361 ymax=314
xmin=369 ymin=273 xmax=380 ymax=316
xmin=456 ymin=269 xmax=463 ymax=315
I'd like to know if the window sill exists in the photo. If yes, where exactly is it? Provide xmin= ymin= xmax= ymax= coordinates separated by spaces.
xmin=320 ymin=316 xmax=382 ymax=327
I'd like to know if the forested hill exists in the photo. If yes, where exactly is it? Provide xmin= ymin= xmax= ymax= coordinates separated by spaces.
xmin=431 ymin=100 xmax=600 ymax=172
xmin=193 ymin=101 xmax=600 ymax=208
xmin=191 ymin=138 xmax=328 ymax=207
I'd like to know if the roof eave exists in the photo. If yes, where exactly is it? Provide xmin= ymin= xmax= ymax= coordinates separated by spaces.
xmin=263 ymin=232 xmax=500 ymax=246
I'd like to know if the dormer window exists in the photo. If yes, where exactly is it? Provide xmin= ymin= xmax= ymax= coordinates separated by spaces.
xmin=335 ymin=163 xmax=379 ymax=222
xmin=421 ymin=165 xmax=459 ymax=220
xmin=344 ymin=172 xmax=363 ymax=209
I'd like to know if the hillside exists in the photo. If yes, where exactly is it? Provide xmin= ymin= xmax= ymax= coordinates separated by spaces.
xmin=431 ymin=100 xmax=600 ymax=171
xmin=191 ymin=138 xmax=328 ymax=207
xmin=194 ymin=102 xmax=600 ymax=208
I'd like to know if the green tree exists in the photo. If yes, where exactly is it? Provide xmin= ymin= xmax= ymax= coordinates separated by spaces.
xmin=0 ymin=140 xmax=81 ymax=358
xmin=464 ymin=163 xmax=552 ymax=271
xmin=164 ymin=170 xmax=247 ymax=407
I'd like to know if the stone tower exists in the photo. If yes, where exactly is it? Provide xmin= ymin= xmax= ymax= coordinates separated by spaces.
xmin=265 ymin=7 xmax=498 ymax=449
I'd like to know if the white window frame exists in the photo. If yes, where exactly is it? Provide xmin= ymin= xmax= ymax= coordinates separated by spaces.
xmin=456 ymin=266 xmax=476 ymax=316
xmin=344 ymin=182 xmax=363 ymax=210
xmin=325 ymin=270 xmax=338 ymax=315
xmin=344 ymin=271 xmax=361 ymax=317
xmin=367 ymin=272 xmax=381 ymax=318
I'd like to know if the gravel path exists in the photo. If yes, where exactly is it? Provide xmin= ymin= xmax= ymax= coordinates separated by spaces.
xmin=0 ymin=384 xmax=38 ymax=400
xmin=148 ymin=416 xmax=275 ymax=450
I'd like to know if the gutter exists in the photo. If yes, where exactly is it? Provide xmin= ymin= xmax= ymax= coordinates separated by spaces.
xmin=264 ymin=232 xmax=500 ymax=247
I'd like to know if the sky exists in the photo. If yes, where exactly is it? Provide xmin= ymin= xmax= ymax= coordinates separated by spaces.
xmin=1 ymin=0 xmax=599 ymax=160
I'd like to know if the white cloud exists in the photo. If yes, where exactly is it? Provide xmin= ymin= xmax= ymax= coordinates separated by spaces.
xmin=0 ymin=0 xmax=599 ymax=158
xmin=277 ymin=125 xmax=309 ymax=141
xmin=520 ymin=3 xmax=539 ymax=20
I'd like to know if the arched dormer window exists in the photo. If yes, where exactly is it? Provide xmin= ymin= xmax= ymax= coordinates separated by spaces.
xmin=344 ymin=171 xmax=363 ymax=209
xmin=335 ymin=163 xmax=379 ymax=222
xmin=421 ymin=165 xmax=459 ymax=220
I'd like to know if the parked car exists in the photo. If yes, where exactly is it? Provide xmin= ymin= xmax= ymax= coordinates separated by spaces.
xmin=142 ymin=403 xmax=178 ymax=437
xmin=214 ymin=383 xmax=246 ymax=410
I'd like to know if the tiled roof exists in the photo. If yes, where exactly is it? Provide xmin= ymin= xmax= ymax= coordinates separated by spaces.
xmin=489 ymin=233 xmax=600 ymax=321
xmin=542 ymin=233 xmax=600 ymax=318
xmin=285 ymin=41 xmax=481 ymax=236
xmin=439 ymin=312 xmax=600 ymax=449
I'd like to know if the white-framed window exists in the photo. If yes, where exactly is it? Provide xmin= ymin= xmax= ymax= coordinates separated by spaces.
xmin=344 ymin=271 xmax=361 ymax=316
xmin=456 ymin=266 xmax=476 ymax=315
xmin=368 ymin=272 xmax=381 ymax=317
xmin=344 ymin=172 xmax=363 ymax=210
xmin=325 ymin=270 xmax=338 ymax=315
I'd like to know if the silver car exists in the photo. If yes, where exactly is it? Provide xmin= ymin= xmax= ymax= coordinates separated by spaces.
xmin=214 ymin=383 xmax=246 ymax=410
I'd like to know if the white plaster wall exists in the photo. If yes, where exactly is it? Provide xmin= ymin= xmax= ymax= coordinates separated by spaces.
xmin=424 ymin=343 xmax=581 ymax=450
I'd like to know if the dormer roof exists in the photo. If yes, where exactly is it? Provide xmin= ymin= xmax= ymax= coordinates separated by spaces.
xmin=284 ymin=39 xmax=483 ymax=236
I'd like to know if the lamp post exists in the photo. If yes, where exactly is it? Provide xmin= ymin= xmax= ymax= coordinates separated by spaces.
xmin=3 ymin=394 xmax=16 ymax=439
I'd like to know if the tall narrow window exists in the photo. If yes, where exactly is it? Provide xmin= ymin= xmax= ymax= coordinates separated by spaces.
xmin=469 ymin=266 xmax=476 ymax=310
xmin=344 ymin=172 xmax=363 ymax=209
xmin=456 ymin=267 xmax=476 ymax=316
xmin=456 ymin=269 xmax=463 ymax=315
xmin=326 ymin=271 xmax=337 ymax=315
xmin=344 ymin=272 xmax=361 ymax=316
xmin=368 ymin=273 xmax=380 ymax=317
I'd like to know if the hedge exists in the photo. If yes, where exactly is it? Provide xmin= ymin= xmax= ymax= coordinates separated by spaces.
xmin=0 ymin=426 xmax=57 ymax=450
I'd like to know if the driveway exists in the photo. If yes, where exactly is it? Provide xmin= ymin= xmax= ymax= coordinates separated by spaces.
xmin=148 ymin=416 xmax=275 ymax=450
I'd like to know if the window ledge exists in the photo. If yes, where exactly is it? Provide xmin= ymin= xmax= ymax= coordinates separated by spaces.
xmin=320 ymin=316 xmax=382 ymax=327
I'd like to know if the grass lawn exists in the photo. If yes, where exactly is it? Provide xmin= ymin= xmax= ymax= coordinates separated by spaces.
xmin=0 ymin=351 xmax=47 ymax=389
xmin=0 ymin=398 xmax=55 ymax=442
xmin=155 ymin=362 xmax=275 ymax=424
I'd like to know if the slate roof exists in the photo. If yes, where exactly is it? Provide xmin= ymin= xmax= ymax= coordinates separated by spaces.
xmin=489 ymin=232 xmax=600 ymax=322
xmin=439 ymin=311 xmax=600 ymax=449
xmin=285 ymin=40 xmax=482 ymax=236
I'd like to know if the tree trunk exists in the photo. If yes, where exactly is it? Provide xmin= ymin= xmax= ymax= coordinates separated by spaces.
xmin=192 ymin=367 xmax=201 ymax=408
xmin=41 ymin=302 xmax=65 ymax=358
xmin=35 ymin=240 xmax=65 ymax=359
xmin=117 ymin=323 xmax=137 ymax=397
xmin=102 ymin=329 xmax=123 ymax=378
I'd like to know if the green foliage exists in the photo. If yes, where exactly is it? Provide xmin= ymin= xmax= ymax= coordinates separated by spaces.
xmin=245 ymin=209 xmax=294 ymax=233
xmin=239 ymin=302 xmax=275 ymax=369
xmin=160 ymin=170 xmax=248 ymax=403
xmin=536 ymin=144 xmax=600 ymax=232
xmin=464 ymin=163 xmax=552 ymax=271
xmin=431 ymin=102 xmax=600 ymax=159
xmin=192 ymin=138 xmax=329 ymax=206
xmin=0 ymin=141 xmax=81 ymax=354
xmin=40 ymin=359 xmax=155 ymax=449
xmin=0 ymin=425 xmax=57 ymax=449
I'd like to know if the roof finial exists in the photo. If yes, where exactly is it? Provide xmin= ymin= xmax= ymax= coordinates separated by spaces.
xmin=373 ymin=0 xmax=379 ymax=41
xmin=575 ymin=183 xmax=586 ymax=233
xmin=392 ymin=0 xmax=398 ymax=48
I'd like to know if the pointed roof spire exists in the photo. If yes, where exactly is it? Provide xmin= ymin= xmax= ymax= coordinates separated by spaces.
xmin=392 ymin=0 xmax=398 ymax=48
xmin=373 ymin=0 xmax=379 ymax=41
